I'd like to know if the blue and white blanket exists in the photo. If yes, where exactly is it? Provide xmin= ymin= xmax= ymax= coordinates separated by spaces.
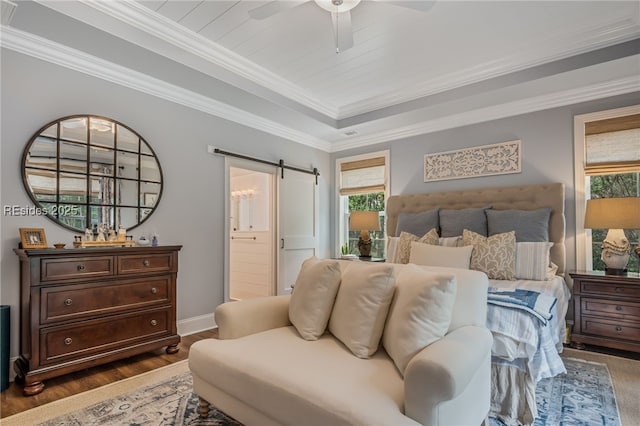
xmin=487 ymin=287 xmax=557 ymax=325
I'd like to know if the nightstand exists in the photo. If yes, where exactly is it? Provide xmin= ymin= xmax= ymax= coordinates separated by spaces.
xmin=569 ymin=271 xmax=640 ymax=353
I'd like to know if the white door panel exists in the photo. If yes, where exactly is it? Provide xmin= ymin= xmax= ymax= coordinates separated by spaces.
xmin=278 ymin=170 xmax=319 ymax=295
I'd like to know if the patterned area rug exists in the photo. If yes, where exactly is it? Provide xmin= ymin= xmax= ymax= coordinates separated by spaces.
xmin=491 ymin=357 xmax=620 ymax=426
xmin=5 ymin=357 xmax=619 ymax=425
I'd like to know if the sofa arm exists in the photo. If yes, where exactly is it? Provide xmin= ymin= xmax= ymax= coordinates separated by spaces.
xmin=404 ymin=325 xmax=492 ymax=425
xmin=215 ymin=295 xmax=292 ymax=339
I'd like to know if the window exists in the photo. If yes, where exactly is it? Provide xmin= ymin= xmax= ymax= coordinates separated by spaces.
xmin=336 ymin=151 xmax=389 ymax=258
xmin=574 ymin=107 xmax=640 ymax=273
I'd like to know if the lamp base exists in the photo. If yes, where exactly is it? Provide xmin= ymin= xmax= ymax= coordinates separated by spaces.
xmin=605 ymin=267 xmax=628 ymax=276
xmin=357 ymin=237 xmax=372 ymax=257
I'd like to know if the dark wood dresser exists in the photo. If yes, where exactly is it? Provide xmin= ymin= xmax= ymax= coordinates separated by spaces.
xmin=14 ymin=245 xmax=182 ymax=395
xmin=569 ymin=270 xmax=640 ymax=353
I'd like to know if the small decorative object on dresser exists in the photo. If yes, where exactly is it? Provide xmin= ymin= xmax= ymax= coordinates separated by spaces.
xmin=13 ymin=245 xmax=182 ymax=396
xmin=570 ymin=270 xmax=640 ymax=353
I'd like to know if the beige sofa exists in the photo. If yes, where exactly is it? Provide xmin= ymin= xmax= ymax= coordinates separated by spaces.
xmin=189 ymin=262 xmax=492 ymax=426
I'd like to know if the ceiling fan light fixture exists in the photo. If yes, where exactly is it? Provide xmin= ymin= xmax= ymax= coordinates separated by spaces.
xmin=314 ymin=0 xmax=361 ymax=13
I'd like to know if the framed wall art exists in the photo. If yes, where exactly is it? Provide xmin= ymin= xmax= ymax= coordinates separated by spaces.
xmin=424 ymin=140 xmax=521 ymax=182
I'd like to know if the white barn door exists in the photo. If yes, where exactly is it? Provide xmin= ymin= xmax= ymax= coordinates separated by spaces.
xmin=277 ymin=169 xmax=319 ymax=295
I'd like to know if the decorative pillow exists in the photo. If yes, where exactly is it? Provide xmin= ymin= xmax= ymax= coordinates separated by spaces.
xmin=396 ymin=209 xmax=439 ymax=237
xmin=463 ymin=229 xmax=516 ymax=280
xmin=289 ymin=257 xmax=342 ymax=340
xmin=382 ymin=265 xmax=457 ymax=375
xmin=515 ymin=242 xmax=554 ymax=280
xmin=395 ymin=229 xmax=439 ymax=264
xmin=328 ymin=263 xmax=396 ymax=358
xmin=387 ymin=237 xmax=399 ymax=264
xmin=409 ymin=242 xmax=473 ymax=269
xmin=439 ymin=235 xmax=462 ymax=247
xmin=439 ymin=207 xmax=491 ymax=237
xmin=487 ymin=208 xmax=551 ymax=242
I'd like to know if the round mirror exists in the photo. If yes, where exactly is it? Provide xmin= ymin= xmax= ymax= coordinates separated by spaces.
xmin=22 ymin=115 xmax=163 ymax=233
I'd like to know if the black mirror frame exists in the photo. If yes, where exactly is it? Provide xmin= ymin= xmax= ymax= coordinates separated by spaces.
xmin=21 ymin=114 xmax=164 ymax=233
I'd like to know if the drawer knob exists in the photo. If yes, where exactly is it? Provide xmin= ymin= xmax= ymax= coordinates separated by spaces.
xmin=143 ymin=260 xmax=150 ymax=267
xmin=616 ymin=326 xmax=623 ymax=333
xmin=151 ymin=287 xmax=157 ymax=294
xmin=64 ymin=337 xmax=72 ymax=345
xmin=615 ymin=287 xmax=623 ymax=293
xmin=64 ymin=298 xmax=72 ymax=306
xmin=150 ymin=319 xmax=158 ymax=326
xmin=616 ymin=306 xmax=623 ymax=311
xmin=76 ymin=264 xmax=85 ymax=271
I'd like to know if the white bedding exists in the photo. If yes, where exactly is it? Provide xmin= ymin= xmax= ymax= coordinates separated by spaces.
xmin=487 ymin=275 xmax=570 ymax=382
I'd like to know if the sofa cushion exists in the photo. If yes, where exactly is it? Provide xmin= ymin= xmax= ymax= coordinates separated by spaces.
xmin=383 ymin=265 xmax=457 ymax=375
xmin=189 ymin=327 xmax=419 ymax=426
xmin=289 ymin=257 xmax=342 ymax=340
xmin=409 ymin=241 xmax=473 ymax=269
xmin=329 ymin=262 xmax=396 ymax=358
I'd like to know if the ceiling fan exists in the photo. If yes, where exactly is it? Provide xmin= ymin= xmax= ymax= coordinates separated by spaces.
xmin=248 ymin=0 xmax=435 ymax=53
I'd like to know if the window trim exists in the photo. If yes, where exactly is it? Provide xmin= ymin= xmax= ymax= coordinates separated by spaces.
xmin=573 ymin=104 xmax=640 ymax=271
xmin=335 ymin=150 xmax=390 ymax=258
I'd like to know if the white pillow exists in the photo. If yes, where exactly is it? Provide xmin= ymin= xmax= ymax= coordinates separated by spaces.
xmin=289 ymin=257 xmax=342 ymax=340
xmin=515 ymin=242 xmax=554 ymax=281
xmin=439 ymin=235 xmax=462 ymax=247
xmin=387 ymin=237 xmax=399 ymax=264
xmin=409 ymin=241 xmax=473 ymax=269
xmin=395 ymin=229 xmax=439 ymax=264
xmin=328 ymin=263 xmax=396 ymax=358
xmin=382 ymin=265 xmax=457 ymax=375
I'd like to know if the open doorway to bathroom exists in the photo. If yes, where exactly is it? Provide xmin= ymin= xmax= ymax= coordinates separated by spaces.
xmin=228 ymin=165 xmax=275 ymax=300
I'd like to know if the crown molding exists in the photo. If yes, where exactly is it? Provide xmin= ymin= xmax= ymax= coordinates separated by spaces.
xmin=1 ymin=26 xmax=332 ymax=152
xmin=37 ymin=0 xmax=339 ymax=118
xmin=337 ymin=16 xmax=640 ymax=119
xmin=36 ymin=1 xmax=639 ymax=122
xmin=329 ymin=75 xmax=640 ymax=152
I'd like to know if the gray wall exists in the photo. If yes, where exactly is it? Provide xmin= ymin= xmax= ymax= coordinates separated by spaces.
xmin=0 ymin=50 xmax=331 ymax=359
xmin=331 ymin=92 xmax=640 ymax=276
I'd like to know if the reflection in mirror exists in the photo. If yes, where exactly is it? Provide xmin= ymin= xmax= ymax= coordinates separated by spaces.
xmin=22 ymin=115 xmax=163 ymax=232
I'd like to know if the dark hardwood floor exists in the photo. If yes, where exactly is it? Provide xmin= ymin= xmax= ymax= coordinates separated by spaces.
xmin=0 ymin=329 xmax=217 ymax=418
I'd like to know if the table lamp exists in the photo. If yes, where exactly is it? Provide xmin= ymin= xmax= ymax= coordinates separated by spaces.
xmin=349 ymin=211 xmax=380 ymax=257
xmin=584 ymin=197 xmax=640 ymax=275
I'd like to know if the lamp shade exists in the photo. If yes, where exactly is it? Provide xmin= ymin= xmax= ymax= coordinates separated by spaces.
xmin=349 ymin=211 xmax=381 ymax=231
xmin=584 ymin=197 xmax=640 ymax=229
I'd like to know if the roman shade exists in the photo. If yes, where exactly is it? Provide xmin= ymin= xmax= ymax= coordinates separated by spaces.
xmin=584 ymin=113 xmax=640 ymax=176
xmin=339 ymin=156 xmax=386 ymax=196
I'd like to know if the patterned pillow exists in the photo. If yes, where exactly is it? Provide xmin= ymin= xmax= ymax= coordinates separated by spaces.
xmin=463 ymin=229 xmax=516 ymax=280
xmin=395 ymin=229 xmax=439 ymax=264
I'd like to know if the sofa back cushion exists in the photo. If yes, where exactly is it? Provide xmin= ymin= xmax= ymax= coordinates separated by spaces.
xmin=382 ymin=265 xmax=457 ymax=375
xmin=289 ymin=257 xmax=342 ymax=340
xmin=328 ymin=262 xmax=396 ymax=358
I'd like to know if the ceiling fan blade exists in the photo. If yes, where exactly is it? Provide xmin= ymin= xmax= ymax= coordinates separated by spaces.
xmin=248 ymin=1 xmax=308 ymax=20
xmin=381 ymin=1 xmax=436 ymax=12
xmin=331 ymin=11 xmax=354 ymax=53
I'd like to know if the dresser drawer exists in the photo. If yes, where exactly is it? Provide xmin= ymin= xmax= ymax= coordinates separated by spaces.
xmin=580 ymin=281 xmax=640 ymax=298
xmin=581 ymin=317 xmax=640 ymax=342
xmin=40 ymin=256 xmax=114 ymax=282
xmin=41 ymin=309 xmax=170 ymax=364
xmin=582 ymin=298 xmax=640 ymax=321
xmin=117 ymin=253 xmax=174 ymax=275
xmin=40 ymin=277 xmax=172 ymax=324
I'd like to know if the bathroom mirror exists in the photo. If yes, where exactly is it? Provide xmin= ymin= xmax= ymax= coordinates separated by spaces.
xmin=22 ymin=115 xmax=163 ymax=232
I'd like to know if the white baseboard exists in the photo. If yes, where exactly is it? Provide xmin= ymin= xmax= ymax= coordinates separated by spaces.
xmin=5 ymin=314 xmax=217 ymax=384
xmin=177 ymin=312 xmax=217 ymax=337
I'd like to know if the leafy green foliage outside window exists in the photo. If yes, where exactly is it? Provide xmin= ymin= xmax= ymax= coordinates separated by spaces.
xmin=590 ymin=173 xmax=639 ymax=273
xmin=345 ymin=192 xmax=386 ymax=258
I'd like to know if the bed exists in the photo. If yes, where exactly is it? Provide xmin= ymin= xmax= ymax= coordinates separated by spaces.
xmin=385 ymin=182 xmax=569 ymax=425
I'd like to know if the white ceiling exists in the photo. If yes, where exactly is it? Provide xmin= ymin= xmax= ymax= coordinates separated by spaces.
xmin=3 ymin=1 xmax=640 ymax=152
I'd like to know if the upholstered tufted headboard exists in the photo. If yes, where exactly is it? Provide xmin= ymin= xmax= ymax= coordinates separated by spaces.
xmin=386 ymin=183 xmax=566 ymax=276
